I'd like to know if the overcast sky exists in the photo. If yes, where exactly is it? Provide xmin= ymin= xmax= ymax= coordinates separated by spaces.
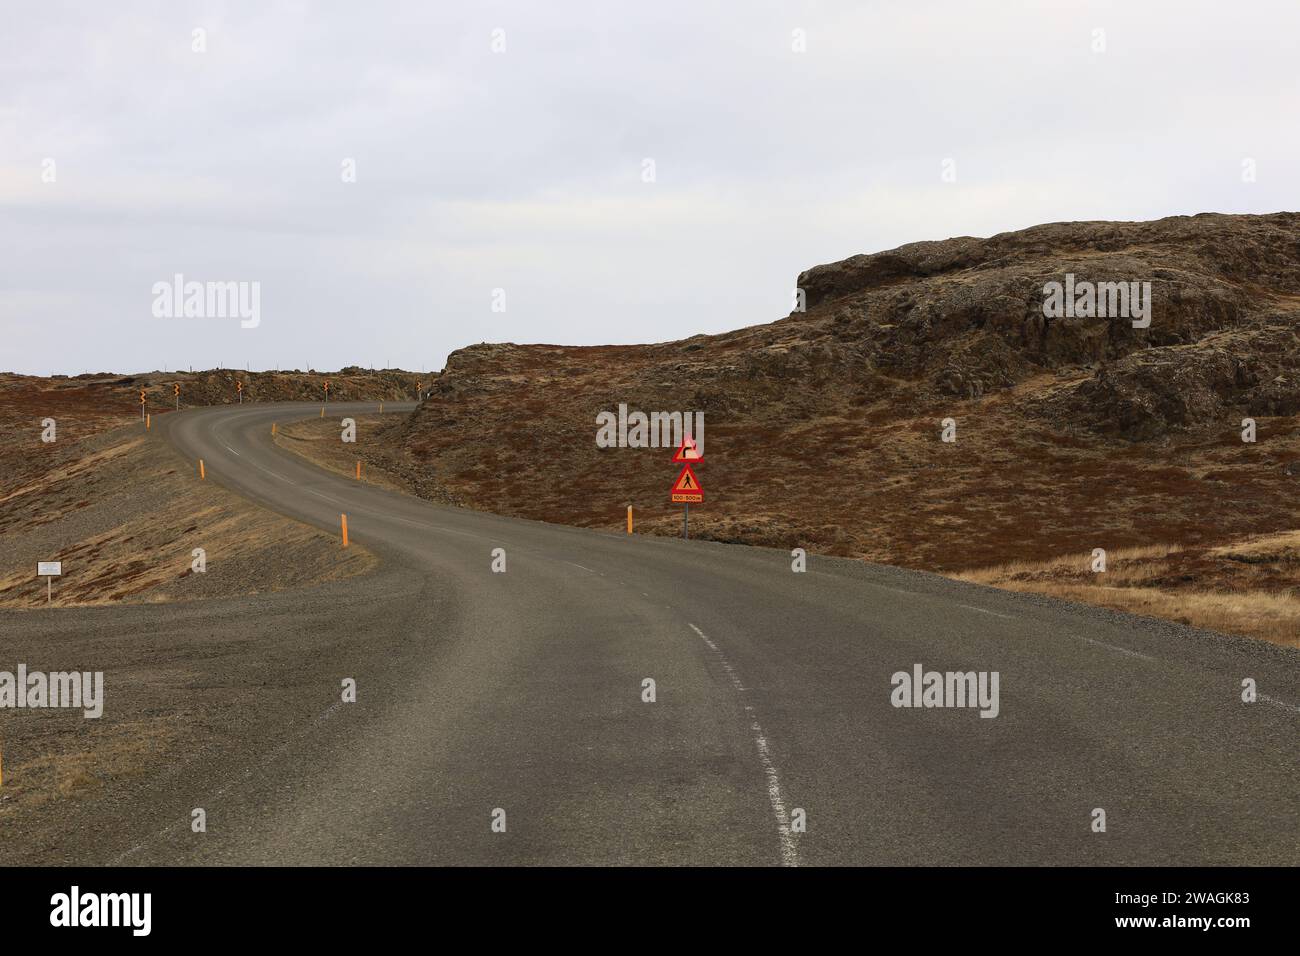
xmin=2 ymin=0 xmax=1296 ymax=375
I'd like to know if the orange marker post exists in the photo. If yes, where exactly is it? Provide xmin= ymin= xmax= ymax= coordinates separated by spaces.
xmin=627 ymin=505 xmax=633 ymax=534
xmin=355 ymin=460 xmax=361 ymax=480
xmin=272 ymin=422 xmax=277 ymax=435
xmin=341 ymin=514 xmax=349 ymax=547
xmin=146 ymin=413 xmax=151 ymax=430
xmin=199 ymin=459 xmax=205 ymax=480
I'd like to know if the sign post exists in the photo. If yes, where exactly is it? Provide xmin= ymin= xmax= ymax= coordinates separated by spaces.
xmin=38 ymin=561 xmax=61 ymax=603
xmin=139 ymin=389 xmax=147 ymax=421
xmin=669 ymin=436 xmax=704 ymax=539
xmin=237 ymin=381 xmax=243 ymax=404
xmin=174 ymin=383 xmax=180 ymax=411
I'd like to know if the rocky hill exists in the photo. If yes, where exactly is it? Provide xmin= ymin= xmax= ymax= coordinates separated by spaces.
xmin=364 ymin=212 xmax=1300 ymax=579
xmin=797 ymin=212 xmax=1300 ymax=437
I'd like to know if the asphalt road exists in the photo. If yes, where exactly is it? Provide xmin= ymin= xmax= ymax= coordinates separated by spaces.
xmin=7 ymin=402 xmax=1299 ymax=865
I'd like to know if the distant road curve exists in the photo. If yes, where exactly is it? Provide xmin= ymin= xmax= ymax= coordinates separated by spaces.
xmin=13 ymin=402 xmax=1300 ymax=865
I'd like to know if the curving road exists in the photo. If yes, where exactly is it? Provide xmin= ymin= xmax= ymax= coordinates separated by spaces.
xmin=8 ymin=402 xmax=1299 ymax=865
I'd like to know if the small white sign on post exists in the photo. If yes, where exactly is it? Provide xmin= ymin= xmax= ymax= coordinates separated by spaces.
xmin=38 ymin=561 xmax=61 ymax=603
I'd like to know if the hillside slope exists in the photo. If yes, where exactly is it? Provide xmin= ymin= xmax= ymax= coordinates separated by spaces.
xmin=0 ymin=369 xmax=416 ymax=607
xmin=366 ymin=212 xmax=1297 ymax=552
xmin=311 ymin=213 xmax=1300 ymax=642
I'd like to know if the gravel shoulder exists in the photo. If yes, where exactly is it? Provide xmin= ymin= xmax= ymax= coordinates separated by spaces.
xmin=0 ymin=411 xmax=379 ymax=843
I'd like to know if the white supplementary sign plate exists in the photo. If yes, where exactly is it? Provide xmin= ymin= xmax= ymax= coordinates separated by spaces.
xmin=38 ymin=562 xmax=62 ymax=576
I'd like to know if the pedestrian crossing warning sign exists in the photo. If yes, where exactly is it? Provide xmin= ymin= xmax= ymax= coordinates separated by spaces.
xmin=670 ymin=464 xmax=703 ymax=503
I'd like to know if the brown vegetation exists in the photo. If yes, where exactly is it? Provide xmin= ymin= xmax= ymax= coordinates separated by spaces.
xmin=0 ymin=369 xmax=412 ymax=607
xmin=350 ymin=213 xmax=1300 ymax=644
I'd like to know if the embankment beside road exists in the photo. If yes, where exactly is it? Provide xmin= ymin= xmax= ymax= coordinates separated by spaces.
xmin=0 ymin=419 xmax=374 ymax=608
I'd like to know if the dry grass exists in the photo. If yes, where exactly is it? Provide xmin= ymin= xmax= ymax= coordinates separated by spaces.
xmin=1206 ymin=529 xmax=1300 ymax=561
xmin=958 ymin=537 xmax=1300 ymax=648
xmin=273 ymin=415 xmax=410 ymax=493
xmin=958 ymin=544 xmax=1185 ymax=586
xmin=0 ymin=427 xmax=376 ymax=608
xmin=0 ymin=719 xmax=179 ymax=821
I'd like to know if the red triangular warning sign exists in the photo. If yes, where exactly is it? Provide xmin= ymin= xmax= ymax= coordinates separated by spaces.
xmin=672 ymin=435 xmax=703 ymax=463
xmin=670 ymin=464 xmax=703 ymax=503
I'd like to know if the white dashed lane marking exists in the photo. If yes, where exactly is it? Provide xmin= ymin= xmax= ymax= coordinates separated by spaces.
xmin=689 ymin=623 xmax=799 ymax=867
xmin=1079 ymin=635 xmax=1156 ymax=663
xmin=1260 ymin=693 xmax=1300 ymax=713
xmin=957 ymin=603 xmax=1016 ymax=620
